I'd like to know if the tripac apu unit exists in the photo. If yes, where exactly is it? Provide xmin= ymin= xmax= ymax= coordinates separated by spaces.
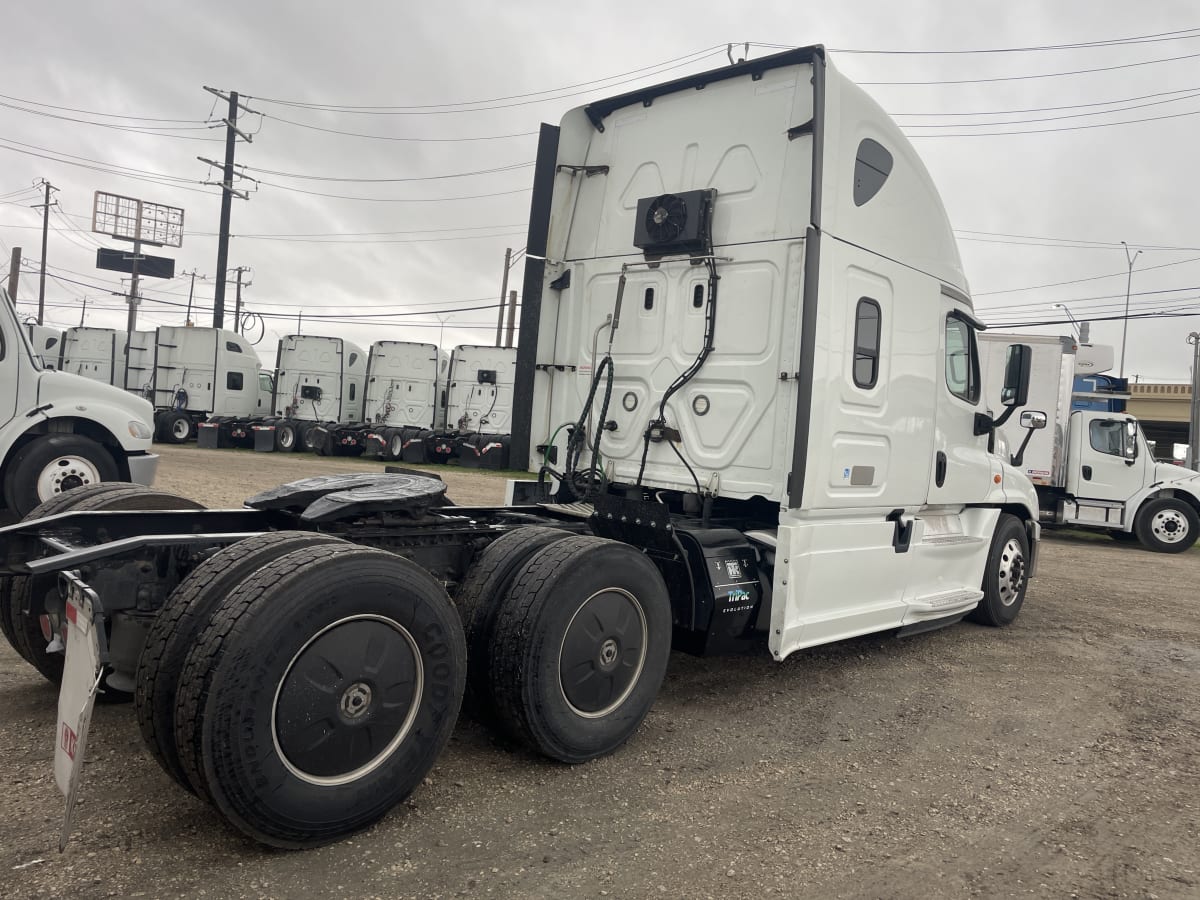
xmin=633 ymin=189 xmax=716 ymax=257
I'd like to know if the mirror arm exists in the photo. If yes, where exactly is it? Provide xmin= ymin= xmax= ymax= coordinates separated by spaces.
xmin=1011 ymin=428 xmax=1036 ymax=468
xmin=992 ymin=405 xmax=1019 ymax=429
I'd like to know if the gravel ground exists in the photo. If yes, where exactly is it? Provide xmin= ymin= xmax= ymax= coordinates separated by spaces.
xmin=1 ymin=445 xmax=1198 ymax=898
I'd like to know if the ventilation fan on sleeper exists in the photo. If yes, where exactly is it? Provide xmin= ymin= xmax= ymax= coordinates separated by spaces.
xmin=632 ymin=188 xmax=716 ymax=258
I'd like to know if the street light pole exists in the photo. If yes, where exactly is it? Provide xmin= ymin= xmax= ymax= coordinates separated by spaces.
xmin=1119 ymin=241 xmax=1141 ymax=379
xmin=1053 ymin=303 xmax=1081 ymax=340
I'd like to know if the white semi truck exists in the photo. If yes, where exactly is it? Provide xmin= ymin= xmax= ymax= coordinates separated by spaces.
xmin=1 ymin=46 xmax=1040 ymax=850
xmin=324 ymin=340 xmax=447 ymax=459
xmin=0 ymin=291 xmax=158 ymax=516
xmin=148 ymin=326 xmax=267 ymax=443
xmin=979 ymin=332 xmax=1200 ymax=552
xmin=22 ymin=323 xmax=63 ymax=367
xmin=268 ymin=334 xmax=367 ymax=451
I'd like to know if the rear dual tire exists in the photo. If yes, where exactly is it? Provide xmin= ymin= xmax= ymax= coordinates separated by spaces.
xmin=170 ymin=545 xmax=465 ymax=848
xmin=487 ymin=535 xmax=672 ymax=764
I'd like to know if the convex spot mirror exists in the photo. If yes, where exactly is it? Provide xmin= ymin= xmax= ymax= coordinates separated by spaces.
xmin=1020 ymin=410 xmax=1048 ymax=429
xmin=1001 ymin=344 xmax=1032 ymax=407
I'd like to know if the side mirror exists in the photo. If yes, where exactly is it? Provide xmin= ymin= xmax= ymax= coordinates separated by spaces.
xmin=1001 ymin=344 xmax=1031 ymax=408
xmin=1124 ymin=418 xmax=1139 ymax=464
xmin=1010 ymin=408 xmax=1047 ymax=467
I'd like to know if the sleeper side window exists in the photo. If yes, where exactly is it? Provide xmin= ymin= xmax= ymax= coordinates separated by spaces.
xmin=945 ymin=315 xmax=980 ymax=404
xmin=853 ymin=298 xmax=881 ymax=389
xmin=854 ymin=139 xmax=893 ymax=207
xmin=226 ymin=371 xmax=244 ymax=391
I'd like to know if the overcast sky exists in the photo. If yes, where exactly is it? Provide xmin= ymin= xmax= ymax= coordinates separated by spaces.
xmin=2 ymin=0 xmax=1198 ymax=381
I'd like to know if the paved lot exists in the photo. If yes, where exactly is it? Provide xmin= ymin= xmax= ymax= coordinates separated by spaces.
xmin=2 ymin=446 xmax=1198 ymax=898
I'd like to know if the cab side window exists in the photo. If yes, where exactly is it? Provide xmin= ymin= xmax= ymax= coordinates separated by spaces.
xmin=945 ymin=316 xmax=980 ymax=404
xmin=853 ymin=298 xmax=881 ymax=388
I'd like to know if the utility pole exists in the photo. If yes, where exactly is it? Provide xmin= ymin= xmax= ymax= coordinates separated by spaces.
xmin=79 ymin=296 xmax=87 ymax=326
xmin=201 ymin=87 xmax=258 ymax=329
xmin=1188 ymin=333 xmax=1200 ymax=471
xmin=505 ymin=290 xmax=518 ymax=349
xmin=7 ymin=246 xmax=20 ymax=305
xmin=181 ymin=269 xmax=205 ymax=326
xmin=1119 ymin=241 xmax=1142 ymax=379
xmin=125 ymin=242 xmax=143 ymax=336
xmin=230 ymin=266 xmax=251 ymax=334
xmin=496 ymin=247 xmax=511 ymax=346
xmin=32 ymin=180 xmax=58 ymax=325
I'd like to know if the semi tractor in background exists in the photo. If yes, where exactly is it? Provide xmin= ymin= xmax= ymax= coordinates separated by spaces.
xmin=266 ymin=333 xmax=367 ymax=451
xmin=1 ymin=47 xmax=1044 ymax=850
xmin=979 ymin=332 xmax=1200 ymax=552
xmin=147 ymin=326 xmax=270 ymax=443
xmin=1 ymin=290 xmax=158 ymax=516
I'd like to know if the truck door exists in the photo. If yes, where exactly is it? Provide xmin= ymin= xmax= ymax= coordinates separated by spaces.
xmin=0 ymin=311 xmax=20 ymax=422
xmin=927 ymin=301 xmax=992 ymax=505
xmin=1065 ymin=411 xmax=1146 ymax=503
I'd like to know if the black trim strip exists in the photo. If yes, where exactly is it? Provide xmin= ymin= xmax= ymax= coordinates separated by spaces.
xmin=510 ymin=123 xmax=561 ymax=469
xmin=585 ymin=46 xmax=824 ymax=132
xmin=789 ymin=226 xmax=822 ymax=509
xmin=809 ymin=53 xmax=826 ymax=232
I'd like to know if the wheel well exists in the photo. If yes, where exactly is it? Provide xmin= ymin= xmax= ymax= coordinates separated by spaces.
xmin=1141 ymin=489 xmax=1200 ymax=519
xmin=7 ymin=418 xmax=128 ymax=479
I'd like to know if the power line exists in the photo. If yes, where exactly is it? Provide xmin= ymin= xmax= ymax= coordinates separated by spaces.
xmin=858 ymin=50 xmax=1200 ymax=87
xmin=758 ymin=27 xmax=1200 ymax=55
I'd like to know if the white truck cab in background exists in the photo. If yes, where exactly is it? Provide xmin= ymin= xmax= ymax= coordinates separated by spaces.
xmin=0 ymin=291 xmax=157 ymax=516
xmin=980 ymin=332 xmax=1200 ymax=552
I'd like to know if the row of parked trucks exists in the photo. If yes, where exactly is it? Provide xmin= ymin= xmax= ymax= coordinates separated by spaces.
xmin=22 ymin=322 xmax=518 ymax=466
xmin=1 ymin=45 xmax=1198 ymax=857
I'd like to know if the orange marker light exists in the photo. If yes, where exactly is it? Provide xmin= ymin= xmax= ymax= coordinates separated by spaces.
xmin=993 ymin=474 xmax=1002 ymax=484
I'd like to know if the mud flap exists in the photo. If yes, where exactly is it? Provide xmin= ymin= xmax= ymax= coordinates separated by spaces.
xmin=53 ymin=572 xmax=105 ymax=852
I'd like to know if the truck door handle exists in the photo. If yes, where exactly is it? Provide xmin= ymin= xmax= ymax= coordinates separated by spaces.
xmin=935 ymin=451 xmax=947 ymax=488
xmin=1082 ymin=465 xmax=1092 ymax=480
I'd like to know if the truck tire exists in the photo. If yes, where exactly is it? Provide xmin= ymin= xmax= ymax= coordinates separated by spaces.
xmin=968 ymin=513 xmax=1030 ymax=627
xmin=135 ymin=531 xmax=349 ymax=796
xmin=3 ymin=433 xmax=120 ymax=518
xmin=386 ymin=429 xmax=405 ymax=461
xmin=275 ymin=421 xmax=300 ymax=452
xmin=1 ymin=482 xmax=137 ymax=658
xmin=302 ymin=424 xmax=322 ymax=452
xmin=1134 ymin=497 xmax=1199 ymax=553
xmin=157 ymin=410 xmax=193 ymax=444
xmin=454 ymin=526 xmax=573 ymax=717
xmin=4 ymin=486 xmax=204 ymax=701
xmin=172 ymin=544 xmax=465 ymax=848
xmin=490 ymin=535 xmax=672 ymax=764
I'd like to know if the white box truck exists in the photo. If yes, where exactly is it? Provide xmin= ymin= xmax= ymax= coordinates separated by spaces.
xmin=979 ymin=332 xmax=1200 ymax=552
xmin=0 ymin=291 xmax=158 ymax=516
xmin=1 ymin=47 xmax=1041 ymax=850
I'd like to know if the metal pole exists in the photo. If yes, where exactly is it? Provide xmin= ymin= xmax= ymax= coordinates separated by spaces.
xmin=7 ymin=246 xmax=21 ymax=305
xmin=234 ymin=267 xmax=244 ymax=333
xmin=125 ymin=237 xmax=141 ymax=338
xmin=185 ymin=271 xmax=197 ymax=325
xmin=1188 ymin=332 xmax=1200 ymax=471
xmin=1119 ymin=241 xmax=1141 ymax=379
xmin=496 ymin=247 xmax=511 ymax=347
xmin=37 ymin=180 xmax=51 ymax=325
xmin=212 ymin=91 xmax=239 ymax=329
xmin=79 ymin=296 xmax=87 ymax=326
xmin=505 ymin=290 xmax=518 ymax=349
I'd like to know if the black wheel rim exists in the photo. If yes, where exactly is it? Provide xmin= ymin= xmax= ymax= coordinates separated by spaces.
xmin=558 ymin=588 xmax=647 ymax=718
xmin=272 ymin=614 xmax=423 ymax=785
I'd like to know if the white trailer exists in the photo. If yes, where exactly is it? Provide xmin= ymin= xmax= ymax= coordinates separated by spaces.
xmin=2 ymin=47 xmax=1042 ymax=851
xmin=148 ymin=326 xmax=265 ymax=443
xmin=269 ymin=334 xmax=367 ymax=451
xmin=0 ymin=290 xmax=157 ymax=515
xmin=979 ymin=332 xmax=1200 ymax=551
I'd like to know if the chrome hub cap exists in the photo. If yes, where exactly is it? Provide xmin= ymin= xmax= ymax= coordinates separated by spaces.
xmin=996 ymin=538 xmax=1026 ymax=607
xmin=1150 ymin=508 xmax=1189 ymax=544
